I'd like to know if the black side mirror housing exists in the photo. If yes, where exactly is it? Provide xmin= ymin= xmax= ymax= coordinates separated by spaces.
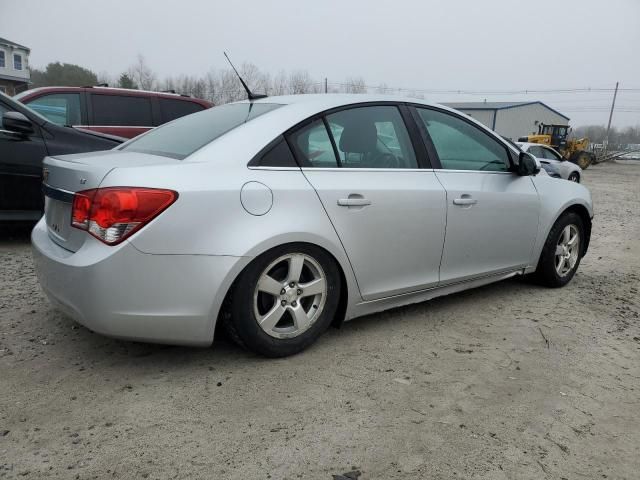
xmin=517 ymin=151 xmax=540 ymax=176
xmin=2 ymin=111 xmax=34 ymax=136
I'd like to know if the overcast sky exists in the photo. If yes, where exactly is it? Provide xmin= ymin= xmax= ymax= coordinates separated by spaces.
xmin=1 ymin=0 xmax=639 ymax=126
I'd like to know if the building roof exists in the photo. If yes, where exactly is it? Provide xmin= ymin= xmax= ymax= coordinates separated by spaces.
xmin=0 ymin=37 xmax=30 ymax=52
xmin=443 ymin=101 xmax=570 ymax=121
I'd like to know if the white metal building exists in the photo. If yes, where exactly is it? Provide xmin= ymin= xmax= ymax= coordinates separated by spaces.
xmin=442 ymin=101 xmax=570 ymax=140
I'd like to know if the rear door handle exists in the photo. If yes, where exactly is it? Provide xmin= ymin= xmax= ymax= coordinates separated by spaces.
xmin=453 ymin=197 xmax=477 ymax=206
xmin=338 ymin=197 xmax=371 ymax=207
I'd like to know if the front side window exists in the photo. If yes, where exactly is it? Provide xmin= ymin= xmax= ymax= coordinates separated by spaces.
xmin=0 ymin=51 xmax=5 ymax=68
xmin=13 ymin=54 xmax=22 ymax=70
xmin=26 ymin=93 xmax=82 ymax=125
xmin=122 ymin=102 xmax=281 ymax=160
xmin=416 ymin=108 xmax=510 ymax=172
xmin=92 ymin=94 xmax=152 ymax=126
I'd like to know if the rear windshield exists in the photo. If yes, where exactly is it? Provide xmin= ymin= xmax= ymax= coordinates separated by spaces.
xmin=120 ymin=102 xmax=281 ymax=160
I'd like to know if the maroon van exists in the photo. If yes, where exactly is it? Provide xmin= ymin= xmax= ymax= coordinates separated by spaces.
xmin=15 ymin=86 xmax=213 ymax=139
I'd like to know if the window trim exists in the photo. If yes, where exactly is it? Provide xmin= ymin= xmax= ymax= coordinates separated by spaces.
xmin=283 ymin=101 xmax=432 ymax=170
xmin=13 ymin=53 xmax=23 ymax=71
xmin=408 ymin=104 xmax=516 ymax=173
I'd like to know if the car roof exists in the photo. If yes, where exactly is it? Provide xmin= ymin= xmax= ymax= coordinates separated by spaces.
xmin=244 ymin=93 xmax=459 ymax=112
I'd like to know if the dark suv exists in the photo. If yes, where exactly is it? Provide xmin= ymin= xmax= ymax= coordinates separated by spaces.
xmin=1 ymin=92 xmax=123 ymax=221
xmin=15 ymin=86 xmax=213 ymax=139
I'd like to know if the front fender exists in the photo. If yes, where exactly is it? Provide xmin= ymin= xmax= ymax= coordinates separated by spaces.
xmin=527 ymin=175 xmax=593 ymax=271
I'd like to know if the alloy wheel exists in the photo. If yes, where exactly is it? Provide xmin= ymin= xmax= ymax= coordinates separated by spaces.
xmin=253 ymin=253 xmax=327 ymax=339
xmin=555 ymin=224 xmax=580 ymax=277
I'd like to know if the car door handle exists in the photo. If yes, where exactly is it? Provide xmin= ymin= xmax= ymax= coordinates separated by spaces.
xmin=337 ymin=197 xmax=371 ymax=207
xmin=453 ymin=197 xmax=477 ymax=206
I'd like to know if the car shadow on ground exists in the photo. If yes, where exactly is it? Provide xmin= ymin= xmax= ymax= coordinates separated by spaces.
xmin=39 ymin=273 xmax=544 ymax=371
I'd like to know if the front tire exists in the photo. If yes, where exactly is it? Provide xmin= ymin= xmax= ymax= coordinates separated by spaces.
xmin=567 ymin=172 xmax=580 ymax=183
xmin=223 ymin=243 xmax=341 ymax=357
xmin=534 ymin=212 xmax=584 ymax=288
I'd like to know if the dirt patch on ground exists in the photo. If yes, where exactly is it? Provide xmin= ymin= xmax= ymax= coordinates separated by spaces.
xmin=1 ymin=161 xmax=639 ymax=479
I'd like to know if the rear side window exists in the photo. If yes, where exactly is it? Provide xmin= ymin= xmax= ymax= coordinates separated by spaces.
xmin=326 ymin=106 xmax=418 ymax=168
xmin=288 ymin=119 xmax=339 ymax=168
xmin=250 ymin=137 xmax=297 ymax=167
xmin=159 ymin=98 xmax=205 ymax=123
xmin=91 ymin=94 xmax=152 ymax=126
xmin=122 ymin=102 xmax=281 ymax=160
xmin=27 ymin=93 xmax=82 ymax=125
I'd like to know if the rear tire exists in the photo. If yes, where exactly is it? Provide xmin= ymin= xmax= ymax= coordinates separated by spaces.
xmin=534 ymin=212 xmax=584 ymax=288
xmin=223 ymin=243 xmax=341 ymax=357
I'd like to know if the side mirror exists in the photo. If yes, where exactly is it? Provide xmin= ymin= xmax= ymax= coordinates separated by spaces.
xmin=2 ymin=111 xmax=34 ymax=135
xmin=517 ymin=151 xmax=540 ymax=176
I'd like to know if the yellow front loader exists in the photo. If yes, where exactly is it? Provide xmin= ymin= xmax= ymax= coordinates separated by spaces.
xmin=518 ymin=124 xmax=595 ymax=169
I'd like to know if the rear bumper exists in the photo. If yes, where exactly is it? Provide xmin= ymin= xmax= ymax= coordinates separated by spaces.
xmin=31 ymin=218 xmax=246 ymax=346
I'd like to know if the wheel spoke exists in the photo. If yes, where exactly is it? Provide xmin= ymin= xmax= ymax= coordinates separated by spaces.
xmin=258 ymin=304 xmax=286 ymax=331
xmin=562 ymin=226 xmax=571 ymax=245
xmin=556 ymin=256 xmax=565 ymax=273
xmin=257 ymin=274 xmax=283 ymax=296
xmin=299 ymin=278 xmax=325 ymax=298
xmin=291 ymin=305 xmax=310 ymax=330
xmin=287 ymin=254 xmax=305 ymax=283
xmin=567 ymin=232 xmax=578 ymax=247
xmin=555 ymin=245 xmax=564 ymax=256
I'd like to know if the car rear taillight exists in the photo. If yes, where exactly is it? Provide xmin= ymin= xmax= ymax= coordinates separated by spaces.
xmin=71 ymin=187 xmax=178 ymax=245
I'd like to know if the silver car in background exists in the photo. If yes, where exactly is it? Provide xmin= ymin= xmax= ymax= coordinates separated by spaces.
xmin=518 ymin=142 xmax=583 ymax=182
xmin=32 ymin=95 xmax=593 ymax=357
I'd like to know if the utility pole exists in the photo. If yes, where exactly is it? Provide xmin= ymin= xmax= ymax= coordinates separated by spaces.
xmin=604 ymin=81 xmax=619 ymax=155
xmin=324 ymin=77 xmax=328 ymax=93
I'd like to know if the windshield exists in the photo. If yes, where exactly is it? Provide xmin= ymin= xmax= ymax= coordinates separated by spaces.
xmin=121 ymin=102 xmax=281 ymax=160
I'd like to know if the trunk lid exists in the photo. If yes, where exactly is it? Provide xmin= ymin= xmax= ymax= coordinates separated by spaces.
xmin=43 ymin=151 xmax=176 ymax=252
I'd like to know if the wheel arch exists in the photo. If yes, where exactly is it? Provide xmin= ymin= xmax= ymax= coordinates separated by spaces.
xmin=560 ymin=203 xmax=592 ymax=256
xmin=211 ymin=237 xmax=357 ymax=342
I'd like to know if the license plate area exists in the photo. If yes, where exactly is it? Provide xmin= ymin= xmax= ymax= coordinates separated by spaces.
xmin=45 ymin=196 xmax=72 ymax=242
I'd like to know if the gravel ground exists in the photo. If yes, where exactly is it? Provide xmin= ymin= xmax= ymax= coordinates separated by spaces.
xmin=1 ymin=161 xmax=639 ymax=480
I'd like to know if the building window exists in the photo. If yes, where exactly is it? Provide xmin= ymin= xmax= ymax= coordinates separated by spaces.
xmin=14 ymin=54 xmax=22 ymax=70
xmin=0 ymin=51 xmax=5 ymax=68
xmin=0 ymin=85 xmax=6 ymax=94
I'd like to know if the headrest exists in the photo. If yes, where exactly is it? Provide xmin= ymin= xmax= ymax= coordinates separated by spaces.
xmin=338 ymin=121 xmax=377 ymax=153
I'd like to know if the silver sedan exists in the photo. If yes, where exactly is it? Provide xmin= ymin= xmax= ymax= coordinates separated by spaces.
xmin=32 ymin=95 xmax=593 ymax=357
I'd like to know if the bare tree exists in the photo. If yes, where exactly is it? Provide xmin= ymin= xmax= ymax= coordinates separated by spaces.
xmin=376 ymin=83 xmax=391 ymax=94
xmin=288 ymin=70 xmax=315 ymax=94
xmin=129 ymin=55 xmax=156 ymax=91
xmin=271 ymin=70 xmax=289 ymax=96
xmin=343 ymin=77 xmax=367 ymax=94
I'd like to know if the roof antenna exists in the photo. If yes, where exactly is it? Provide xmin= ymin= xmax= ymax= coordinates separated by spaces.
xmin=224 ymin=52 xmax=267 ymax=101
